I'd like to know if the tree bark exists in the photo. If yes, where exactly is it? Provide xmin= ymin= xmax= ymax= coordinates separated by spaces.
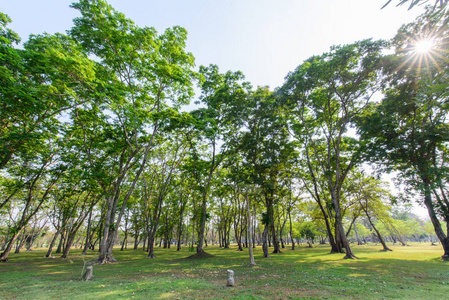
xmin=82 ymin=209 xmax=93 ymax=255
xmin=267 ymin=197 xmax=281 ymax=254
xmin=262 ymin=224 xmax=270 ymax=258
xmin=353 ymin=223 xmax=363 ymax=245
xmin=246 ymin=191 xmax=256 ymax=266
xmin=196 ymin=194 xmax=208 ymax=254
xmin=332 ymin=191 xmax=357 ymax=259
xmin=46 ymin=231 xmax=60 ymax=258
xmin=15 ymin=231 xmax=27 ymax=254
xmin=0 ymin=231 xmax=21 ymax=262
xmin=176 ymin=198 xmax=186 ymax=251
xmin=423 ymin=181 xmax=449 ymax=260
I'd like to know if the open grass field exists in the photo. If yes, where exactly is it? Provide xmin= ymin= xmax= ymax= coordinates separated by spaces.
xmin=0 ymin=243 xmax=448 ymax=299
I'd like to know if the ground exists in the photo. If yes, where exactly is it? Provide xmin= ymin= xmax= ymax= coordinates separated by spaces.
xmin=0 ymin=243 xmax=448 ymax=299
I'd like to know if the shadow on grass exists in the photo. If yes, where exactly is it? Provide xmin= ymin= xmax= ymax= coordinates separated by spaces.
xmin=1 ymin=244 xmax=449 ymax=299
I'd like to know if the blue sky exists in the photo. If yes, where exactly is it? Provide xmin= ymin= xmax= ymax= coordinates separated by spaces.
xmin=1 ymin=0 xmax=425 ymax=89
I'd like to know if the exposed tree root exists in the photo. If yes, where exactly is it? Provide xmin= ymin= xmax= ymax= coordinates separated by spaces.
xmin=185 ymin=252 xmax=213 ymax=259
xmin=343 ymin=254 xmax=359 ymax=259
xmin=95 ymin=256 xmax=117 ymax=264
xmin=380 ymin=248 xmax=393 ymax=252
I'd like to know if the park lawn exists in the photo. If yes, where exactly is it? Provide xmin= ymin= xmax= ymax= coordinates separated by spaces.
xmin=0 ymin=243 xmax=448 ymax=299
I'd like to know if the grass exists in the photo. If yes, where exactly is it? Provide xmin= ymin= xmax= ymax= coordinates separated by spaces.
xmin=0 ymin=243 xmax=448 ymax=299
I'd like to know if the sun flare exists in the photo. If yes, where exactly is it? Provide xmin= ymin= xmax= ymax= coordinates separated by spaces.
xmin=414 ymin=39 xmax=434 ymax=54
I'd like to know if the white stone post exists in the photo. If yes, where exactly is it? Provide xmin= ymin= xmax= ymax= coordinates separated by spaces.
xmin=227 ymin=269 xmax=234 ymax=287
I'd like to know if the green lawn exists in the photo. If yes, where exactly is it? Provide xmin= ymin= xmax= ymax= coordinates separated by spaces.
xmin=0 ymin=243 xmax=448 ymax=299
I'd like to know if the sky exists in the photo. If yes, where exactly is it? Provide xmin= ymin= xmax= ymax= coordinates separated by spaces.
xmin=1 ymin=0 xmax=426 ymax=90
xmin=1 ymin=0 xmax=430 ymax=218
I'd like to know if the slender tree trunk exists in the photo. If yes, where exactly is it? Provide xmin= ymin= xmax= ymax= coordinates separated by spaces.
xmin=353 ymin=223 xmax=363 ymax=245
xmin=61 ymin=233 xmax=77 ymax=258
xmin=267 ymin=199 xmax=281 ymax=254
xmin=147 ymin=235 xmax=156 ymax=259
xmin=55 ymin=231 xmax=64 ymax=254
xmin=304 ymin=152 xmax=340 ymax=253
xmin=176 ymin=201 xmax=186 ymax=251
xmin=15 ymin=232 xmax=27 ymax=254
xmin=0 ymin=231 xmax=21 ymax=262
xmin=46 ymin=231 xmax=60 ymax=258
xmin=121 ymin=231 xmax=128 ymax=251
xmin=134 ymin=232 xmax=140 ymax=250
xmin=364 ymin=211 xmax=391 ymax=251
xmin=288 ymin=209 xmax=295 ymax=250
xmin=246 ymin=192 xmax=256 ymax=266
xmin=82 ymin=210 xmax=93 ymax=255
xmin=197 ymin=193 xmax=208 ymax=254
xmin=423 ymin=181 xmax=449 ymax=260
xmin=262 ymin=224 xmax=270 ymax=258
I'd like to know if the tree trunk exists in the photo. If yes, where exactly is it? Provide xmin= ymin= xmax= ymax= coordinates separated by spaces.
xmin=82 ymin=210 xmax=93 ymax=255
xmin=147 ymin=235 xmax=156 ymax=259
xmin=61 ymin=233 xmax=77 ymax=258
xmin=353 ymin=223 xmax=363 ymax=245
xmin=268 ymin=201 xmax=281 ymax=254
xmin=134 ymin=233 xmax=140 ymax=250
xmin=332 ymin=191 xmax=357 ymax=259
xmin=246 ymin=192 xmax=256 ymax=266
xmin=262 ymin=224 xmax=270 ymax=258
xmin=0 ymin=231 xmax=21 ymax=262
xmin=333 ymin=222 xmax=344 ymax=253
xmin=15 ymin=232 xmax=27 ymax=254
xmin=423 ymin=181 xmax=449 ymax=260
xmin=121 ymin=231 xmax=128 ymax=251
xmin=55 ymin=232 xmax=64 ymax=254
xmin=288 ymin=209 xmax=295 ymax=250
xmin=46 ymin=231 xmax=59 ymax=258
xmin=364 ymin=211 xmax=391 ymax=252
xmin=196 ymin=194 xmax=208 ymax=254
xmin=176 ymin=200 xmax=186 ymax=251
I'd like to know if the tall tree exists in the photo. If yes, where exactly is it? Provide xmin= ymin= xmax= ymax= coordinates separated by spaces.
xmin=348 ymin=173 xmax=393 ymax=252
xmin=69 ymin=0 xmax=196 ymax=263
xmin=281 ymin=39 xmax=386 ymax=259
xmin=358 ymin=8 xmax=449 ymax=259
xmin=189 ymin=64 xmax=249 ymax=254
xmin=238 ymin=87 xmax=296 ymax=256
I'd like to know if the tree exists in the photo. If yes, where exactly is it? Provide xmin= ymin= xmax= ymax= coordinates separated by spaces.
xmin=299 ymin=221 xmax=317 ymax=247
xmin=281 ymin=39 xmax=387 ymax=259
xmin=69 ymin=0 xmax=196 ymax=263
xmin=238 ymin=87 xmax=296 ymax=256
xmin=0 ymin=137 xmax=66 ymax=261
xmin=348 ymin=173 xmax=393 ymax=251
xmin=358 ymin=8 xmax=449 ymax=259
xmin=143 ymin=132 xmax=189 ymax=259
xmin=189 ymin=64 xmax=249 ymax=254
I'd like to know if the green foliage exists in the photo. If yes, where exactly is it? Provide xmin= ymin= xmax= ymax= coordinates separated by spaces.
xmin=357 ymin=8 xmax=449 ymax=225
xmin=382 ymin=0 xmax=448 ymax=10
xmin=299 ymin=221 xmax=317 ymax=241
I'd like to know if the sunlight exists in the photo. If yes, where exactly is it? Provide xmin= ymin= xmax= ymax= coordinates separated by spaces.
xmin=414 ymin=39 xmax=434 ymax=54
xmin=394 ymin=33 xmax=445 ymax=75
